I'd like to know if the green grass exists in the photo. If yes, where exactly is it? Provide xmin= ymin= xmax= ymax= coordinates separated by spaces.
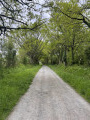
xmin=0 ymin=64 xmax=41 ymax=120
xmin=49 ymin=64 xmax=90 ymax=103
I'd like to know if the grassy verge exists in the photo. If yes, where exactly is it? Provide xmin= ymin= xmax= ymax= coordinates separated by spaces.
xmin=49 ymin=64 xmax=90 ymax=103
xmin=0 ymin=64 xmax=41 ymax=120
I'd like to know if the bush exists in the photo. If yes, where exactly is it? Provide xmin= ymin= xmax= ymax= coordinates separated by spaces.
xmin=85 ymin=46 xmax=90 ymax=65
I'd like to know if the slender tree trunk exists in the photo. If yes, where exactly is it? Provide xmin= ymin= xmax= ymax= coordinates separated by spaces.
xmin=71 ymin=46 xmax=74 ymax=64
xmin=58 ymin=50 xmax=61 ymax=64
xmin=51 ymin=54 xmax=53 ymax=64
xmin=71 ymin=34 xmax=75 ymax=65
xmin=64 ymin=45 xmax=67 ymax=66
xmin=60 ymin=47 xmax=64 ymax=63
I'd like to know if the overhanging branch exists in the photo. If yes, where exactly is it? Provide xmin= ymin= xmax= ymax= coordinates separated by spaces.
xmin=0 ymin=21 xmax=44 ymax=35
xmin=0 ymin=14 xmax=27 ymax=25
xmin=54 ymin=6 xmax=90 ymax=28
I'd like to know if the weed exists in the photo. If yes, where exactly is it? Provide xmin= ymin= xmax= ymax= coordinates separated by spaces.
xmin=49 ymin=64 xmax=90 ymax=103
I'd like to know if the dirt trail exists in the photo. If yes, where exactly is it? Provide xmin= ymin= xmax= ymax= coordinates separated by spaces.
xmin=7 ymin=66 xmax=90 ymax=120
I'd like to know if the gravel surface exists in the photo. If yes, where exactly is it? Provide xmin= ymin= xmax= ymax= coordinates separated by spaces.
xmin=7 ymin=66 xmax=90 ymax=120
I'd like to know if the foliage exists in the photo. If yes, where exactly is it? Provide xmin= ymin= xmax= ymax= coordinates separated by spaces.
xmin=22 ymin=56 xmax=28 ymax=65
xmin=0 ymin=0 xmax=44 ymax=34
xmin=85 ymin=46 xmax=90 ymax=65
xmin=0 ymin=0 xmax=90 ymax=119
xmin=40 ymin=0 xmax=90 ymax=66
xmin=53 ymin=0 xmax=90 ymax=28
xmin=23 ymin=37 xmax=44 ymax=64
xmin=6 ymin=40 xmax=16 ymax=67
xmin=0 ymin=0 xmax=90 ymax=67
xmin=10 ymin=24 xmax=45 ymax=64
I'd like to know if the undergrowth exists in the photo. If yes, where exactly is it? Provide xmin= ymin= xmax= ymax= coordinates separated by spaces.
xmin=49 ymin=64 xmax=90 ymax=103
xmin=0 ymin=64 xmax=41 ymax=120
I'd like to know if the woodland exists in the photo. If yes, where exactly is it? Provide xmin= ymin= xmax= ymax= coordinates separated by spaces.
xmin=0 ymin=1 xmax=90 ymax=119
xmin=0 ymin=0 xmax=90 ymax=67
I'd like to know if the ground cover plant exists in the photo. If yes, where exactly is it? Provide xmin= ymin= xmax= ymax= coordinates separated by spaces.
xmin=0 ymin=65 xmax=41 ymax=120
xmin=49 ymin=64 xmax=90 ymax=103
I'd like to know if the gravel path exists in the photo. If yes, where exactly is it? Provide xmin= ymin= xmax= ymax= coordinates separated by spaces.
xmin=7 ymin=66 xmax=90 ymax=120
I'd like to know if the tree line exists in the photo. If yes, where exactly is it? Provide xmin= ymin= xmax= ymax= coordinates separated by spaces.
xmin=0 ymin=0 xmax=90 ymax=69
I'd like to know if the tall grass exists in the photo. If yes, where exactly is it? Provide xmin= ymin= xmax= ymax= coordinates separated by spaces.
xmin=0 ymin=64 xmax=41 ymax=120
xmin=49 ymin=64 xmax=90 ymax=103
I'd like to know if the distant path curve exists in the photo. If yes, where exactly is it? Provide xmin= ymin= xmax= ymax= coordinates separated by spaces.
xmin=7 ymin=66 xmax=90 ymax=120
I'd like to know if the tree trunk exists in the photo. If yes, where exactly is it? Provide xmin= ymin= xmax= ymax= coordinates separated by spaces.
xmin=64 ymin=46 xmax=67 ymax=66
xmin=71 ymin=34 xmax=75 ymax=65
xmin=51 ymin=54 xmax=53 ymax=64
xmin=60 ymin=47 xmax=64 ymax=63
xmin=58 ymin=50 xmax=61 ymax=64
xmin=71 ymin=46 xmax=74 ymax=64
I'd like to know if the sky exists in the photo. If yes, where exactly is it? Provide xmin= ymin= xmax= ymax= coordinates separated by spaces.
xmin=0 ymin=0 xmax=88 ymax=29
xmin=30 ymin=0 xmax=51 ymax=23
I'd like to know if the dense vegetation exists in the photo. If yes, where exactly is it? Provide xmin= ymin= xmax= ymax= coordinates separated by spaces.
xmin=0 ymin=65 xmax=41 ymax=120
xmin=0 ymin=0 xmax=90 ymax=119
xmin=49 ymin=64 xmax=90 ymax=103
xmin=0 ymin=0 xmax=90 ymax=66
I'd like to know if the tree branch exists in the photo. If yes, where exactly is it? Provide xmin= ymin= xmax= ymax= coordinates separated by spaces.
xmin=0 ymin=0 xmax=18 ymax=12
xmin=0 ymin=14 xmax=27 ymax=25
xmin=54 ymin=7 xmax=90 ymax=28
xmin=0 ymin=21 xmax=44 ymax=35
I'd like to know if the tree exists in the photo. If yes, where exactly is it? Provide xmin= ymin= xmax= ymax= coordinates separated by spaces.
xmin=11 ymin=26 xmax=44 ymax=64
xmin=23 ymin=34 xmax=44 ymax=64
xmin=41 ymin=0 xmax=90 ymax=66
xmin=0 ymin=0 xmax=46 ymax=35
xmin=6 ymin=40 xmax=16 ymax=67
xmin=49 ymin=0 xmax=90 ymax=28
xmin=85 ymin=46 xmax=90 ymax=65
